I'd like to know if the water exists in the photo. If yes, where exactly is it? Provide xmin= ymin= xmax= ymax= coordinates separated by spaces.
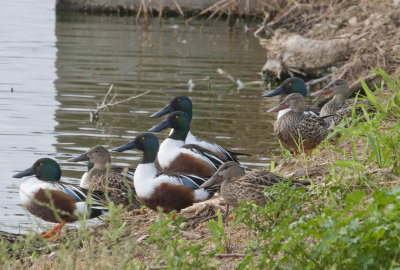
xmin=0 ymin=0 xmax=280 ymax=233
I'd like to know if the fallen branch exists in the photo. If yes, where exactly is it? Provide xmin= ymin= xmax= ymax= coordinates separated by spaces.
xmin=217 ymin=68 xmax=263 ymax=90
xmin=90 ymin=84 xmax=150 ymax=122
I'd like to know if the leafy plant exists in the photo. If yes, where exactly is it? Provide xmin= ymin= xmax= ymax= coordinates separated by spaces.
xmin=207 ymin=210 xmax=232 ymax=254
xmin=147 ymin=211 xmax=217 ymax=269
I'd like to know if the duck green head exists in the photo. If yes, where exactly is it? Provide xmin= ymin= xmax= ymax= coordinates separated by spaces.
xmin=13 ymin=158 xmax=62 ymax=182
xmin=148 ymin=111 xmax=190 ymax=141
xmin=150 ymin=96 xmax=193 ymax=121
xmin=112 ymin=133 xmax=159 ymax=164
xmin=263 ymin=77 xmax=307 ymax=97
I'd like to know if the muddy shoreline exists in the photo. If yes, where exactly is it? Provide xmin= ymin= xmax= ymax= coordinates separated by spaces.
xmin=55 ymin=0 xmax=264 ymax=17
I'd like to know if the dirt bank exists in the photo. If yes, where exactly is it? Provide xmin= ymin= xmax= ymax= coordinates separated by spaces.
xmin=56 ymin=0 xmax=264 ymax=18
xmin=255 ymin=0 xmax=400 ymax=86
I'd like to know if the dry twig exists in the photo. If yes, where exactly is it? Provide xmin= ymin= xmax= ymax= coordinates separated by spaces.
xmin=90 ymin=84 xmax=150 ymax=122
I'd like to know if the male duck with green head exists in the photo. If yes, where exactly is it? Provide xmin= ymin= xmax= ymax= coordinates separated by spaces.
xmin=151 ymin=95 xmax=247 ymax=162
xmin=149 ymin=111 xmax=227 ymax=177
xmin=112 ymin=133 xmax=215 ymax=213
xmin=13 ymin=158 xmax=106 ymax=238
xmin=263 ymin=77 xmax=319 ymax=118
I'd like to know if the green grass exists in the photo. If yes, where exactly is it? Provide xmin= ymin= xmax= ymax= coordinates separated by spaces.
xmin=3 ymin=71 xmax=400 ymax=269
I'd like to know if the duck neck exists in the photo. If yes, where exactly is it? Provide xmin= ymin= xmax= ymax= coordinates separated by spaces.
xmin=142 ymin=145 xmax=158 ymax=164
xmin=330 ymin=94 xmax=346 ymax=108
xmin=169 ymin=124 xmax=189 ymax=141
xmin=94 ymin=162 xmax=110 ymax=170
xmin=291 ymin=103 xmax=306 ymax=114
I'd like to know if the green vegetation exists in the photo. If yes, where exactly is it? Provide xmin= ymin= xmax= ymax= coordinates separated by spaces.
xmin=2 ymin=71 xmax=400 ymax=269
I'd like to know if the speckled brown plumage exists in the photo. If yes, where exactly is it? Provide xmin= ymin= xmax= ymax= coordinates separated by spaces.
xmin=203 ymin=162 xmax=309 ymax=208
xmin=313 ymin=79 xmax=373 ymax=126
xmin=69 ymin=146 xmax=141 ymax=209
xmin=83 ymin=168 xmax=140 ymax=208
xmin=273 ymin=93 xmax=329 ymax=155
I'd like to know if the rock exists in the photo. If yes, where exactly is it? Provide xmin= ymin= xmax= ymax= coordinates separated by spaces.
xmin=348 ymin=17 xmax=358 ymax=26
xmin=137 ymin=234 xmax=149 ymax=242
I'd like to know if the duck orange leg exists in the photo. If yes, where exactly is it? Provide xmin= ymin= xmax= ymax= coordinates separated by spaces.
xmin=42 ymin=220 xmax=67 ymax=238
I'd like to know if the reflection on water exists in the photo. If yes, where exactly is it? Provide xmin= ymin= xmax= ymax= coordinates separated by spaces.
xmin=0 ymin=2 xmax=280 ymax=233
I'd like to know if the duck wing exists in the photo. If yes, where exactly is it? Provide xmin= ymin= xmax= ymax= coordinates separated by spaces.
xmin=183 ymin=144 xmax=227 ymax=170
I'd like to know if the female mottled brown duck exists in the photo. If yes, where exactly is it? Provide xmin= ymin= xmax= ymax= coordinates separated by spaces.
xmin=200 ymin=161 xmax=309 ymax=209
xmin=268 ymin=93 xmax=329 ymax=155
xmin=68 ymin=146 xmax=141 ymax=209
xmin=262 ymin=77 xmax=319 ymax=119
xmin=311 ymin=79 xmax=373 ymax=126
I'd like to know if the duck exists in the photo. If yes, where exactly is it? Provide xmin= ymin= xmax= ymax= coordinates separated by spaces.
xmin=12 ymin=158 xmax=107 ymax=238
xmin=150 ymin=95 xmax=248 ymax=162
xmin=68 ymin=146 xmax=140 ymax=208
xmin=263 ymin=77 xmax=319 ymax=119
xmin=268 ymin=93 xmax=329 ymax=155
xmin=200 ymin=161 xmax=309 ymax=209
xmin=149 ymin=111 xmax=227 ymax=177
xmin=310 ymin=79 xmax=372 ymax=126
xmin=111 ymin=133 xmax=215 ymax=213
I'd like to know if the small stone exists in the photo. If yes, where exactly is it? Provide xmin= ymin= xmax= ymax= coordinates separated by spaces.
xmin=47 ymin=251 xmax=58 ymax=261
xmin=137 ymin=234 xmax=149 ymax=242
xmin=349 ymin=17 xmax=358 ymax=26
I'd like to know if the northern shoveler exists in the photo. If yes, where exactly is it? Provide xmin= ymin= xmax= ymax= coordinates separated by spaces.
xmin=310 ymin=79 xmax=373 ymax=126
xmin=149 ymin=111 xmax=227 ymax=177
xmin=67 ymin=146 xmax=140 ymax=208
xmin=150 ymin=95 xmax=247 ymax=161
xmin=112 ymin=133 xmax=215 ymax=213
xmin=201 ymin=161 xmax=309 ymax=208
xmin=263 ymin=77 xmax=319 ymax=118
xmin=268 ymin=93 xmax=329 ymax=155
xmin=13 ymin=158 xmax=107 ymax=238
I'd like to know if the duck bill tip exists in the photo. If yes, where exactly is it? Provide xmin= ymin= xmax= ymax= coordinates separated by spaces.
xmin=67 ymin=153 xmax=90 ymax=162
xmin=200 ymin=174 xmax=223 ymax=189
xmin=150 ymin=104 xmax=173 ymax=118
xmin=148 ymin=119 xmax=171 ymax=132
xmin=262 ymin=86 xmax=283 ymax=97
xmin=311 ymin=87 xmax=333 ymax=97
xmin=111 ymin=141 xmax=137 ymax=152
xmin=267 ymin=103 xmax=289 ymax=112
xmin=12 ymin=166 xmax=35 ymax=178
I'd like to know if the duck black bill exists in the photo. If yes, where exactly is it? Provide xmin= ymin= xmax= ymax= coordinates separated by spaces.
xmin=148 ymin=118 xmax=171 ymax=132
xmin=150 ymin=104 xmax=174 ymax=118
xmin=67 ymin=153 xmax=90 ymax=162
xmin=13 ymin=166 xmax=35 ymax=178
xmin=111 ymin=141 xmax=138 ymax=152
xmin=262 ymin=85 xmax=284 ymax=97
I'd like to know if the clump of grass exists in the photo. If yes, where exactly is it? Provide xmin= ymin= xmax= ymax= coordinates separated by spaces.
xmin=4 ymin=70 xmax=400 ymax=270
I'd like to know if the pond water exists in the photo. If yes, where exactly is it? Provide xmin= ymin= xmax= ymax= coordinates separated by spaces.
xmin=0 ymin=0 xmax=280 ymax=233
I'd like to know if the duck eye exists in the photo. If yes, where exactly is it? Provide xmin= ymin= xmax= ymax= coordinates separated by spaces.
xmin=177 ymin=98 xmax=182 ymax=102
xmin=39 ymin=162 xmax=44 ymax=166
xmin=288 ymin=82 xmax=293 ymax=86
xmin=175 ymin=115 xmax=180 ymax=119
xmin=141 ymin=136 xmax=146 ymax=141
